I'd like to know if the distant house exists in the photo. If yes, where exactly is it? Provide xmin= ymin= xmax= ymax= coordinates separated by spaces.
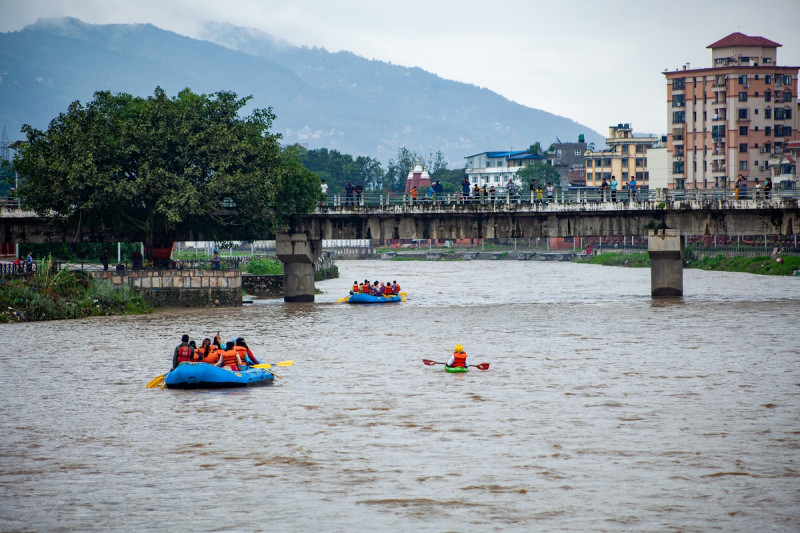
xmin=464 ymin=150 xmax=546 ymax=187
xmin=550 ymin=137 xmax=588 ymax=188
xmin=584 ymin=124 xmax=659 ymax=190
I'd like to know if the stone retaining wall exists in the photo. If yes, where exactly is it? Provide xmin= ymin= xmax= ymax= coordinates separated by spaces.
xmin=92 ymin=269 xmax=242 ymax=307
xmin=241 ymin=274 xmax=283 ymax=298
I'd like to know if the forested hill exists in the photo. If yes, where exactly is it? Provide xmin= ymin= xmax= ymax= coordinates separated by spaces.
xmin=0 ymin=17 xmax=603 ymax=165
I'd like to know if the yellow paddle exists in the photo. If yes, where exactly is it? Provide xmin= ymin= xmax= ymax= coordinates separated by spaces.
xmin=252 ymin=360 xmax=294 ymax=369
xmin=337 ymin=295 xmax=351 ymax=303
xmin=146 ymin=374 xmax=166 ymax=389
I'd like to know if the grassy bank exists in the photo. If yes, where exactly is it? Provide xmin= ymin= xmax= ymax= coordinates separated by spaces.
xmin=577 ymin=251 xmax=800 ymax=276
xmin=0 ymin=260 xmax=151 ymax=322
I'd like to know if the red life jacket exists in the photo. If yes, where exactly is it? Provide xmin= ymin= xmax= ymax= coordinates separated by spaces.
xmin=451 ymin=351 xmax=467 ymax=367
xmin=176 ymin=344 xmax=193 ymax=364
xmin=352 ymin=284 xmax=360 ymax=292
xmin=382 ymin=285 xmax=393 ymax=295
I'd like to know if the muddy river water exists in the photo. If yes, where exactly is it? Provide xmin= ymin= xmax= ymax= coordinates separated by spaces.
xmin=1 ymin=260 xmax=798 ymax=532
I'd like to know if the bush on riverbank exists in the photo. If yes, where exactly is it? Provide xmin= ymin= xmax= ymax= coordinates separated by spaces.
xmin=576 ymin=251 xmax=799 ymax=275
xmin=244 ymin=257 xmax=284 ymax=275
xmin=687 ymin=254 xmax=800 ymax=275
xmin=0 ymin=259 xmax=151 ymax=322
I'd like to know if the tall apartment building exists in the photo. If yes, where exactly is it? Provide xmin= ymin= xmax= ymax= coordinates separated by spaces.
xmin=664 ymin=32 xmax=799 ymax=190
xmin=584 ymin=124 xmax=658 ymax=189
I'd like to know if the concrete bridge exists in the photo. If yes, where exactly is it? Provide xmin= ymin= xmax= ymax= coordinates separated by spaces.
xmin=2 ymin=189 xmax=799 ymax=300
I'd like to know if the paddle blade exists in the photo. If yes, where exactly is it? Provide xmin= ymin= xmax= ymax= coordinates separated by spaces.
xmin=252 ymin=364 xmax=271 ymax=369
xmin=146 ymin=374 xmax=166 ymax=388
xmin=422 ymin=359 xmax=441 ymax=366
xmin=337 ymin=296 xmax=350 ymax=303
xmin=275 ymin=360 xmax=294 ymax=367
xmin=472 ymin=363 xmax=490 ymax=370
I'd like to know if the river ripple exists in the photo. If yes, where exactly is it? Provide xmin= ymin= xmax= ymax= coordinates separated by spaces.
xmin=1 ymin=260 xmax=798 ymax=532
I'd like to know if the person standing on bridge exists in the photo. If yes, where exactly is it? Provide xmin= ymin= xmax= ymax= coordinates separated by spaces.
xmin=345 ymin=181 xmax=354 ymax=206
xmin=610 ymin=176 xmax=618 ymax=202
xmin=764 ymin=177 xmax=772 ymax=199
xmin=320 ymin=179 xmax=328 ymax=207
xmin=100 ymin=248 xmax=110 ymax=271
xmin=355 ymin=182 xmax=364 ymax=205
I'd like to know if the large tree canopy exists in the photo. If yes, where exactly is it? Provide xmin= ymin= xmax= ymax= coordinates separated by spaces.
xmin=515 ymin=161 xmax=561 ymax=189
xmin=15 ymin=87 xmax=316 ymax=258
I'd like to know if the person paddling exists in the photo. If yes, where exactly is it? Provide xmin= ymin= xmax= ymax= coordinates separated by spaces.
xmin=446 ymin=344 xmax=469 ymax=370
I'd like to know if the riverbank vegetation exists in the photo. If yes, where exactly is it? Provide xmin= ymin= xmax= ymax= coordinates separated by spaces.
xmin=0 ymin=258 xmax=151 ymax=323
xmin=578 ymin=251 xmax=800 ymax=275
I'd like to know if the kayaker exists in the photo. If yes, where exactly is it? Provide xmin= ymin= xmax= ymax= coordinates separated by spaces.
xmin=392 ymin=280 xmax=401 ymax=293
xmin=446 ymin=344 xmax=469 ymax=369
xmin=381 ymin=282 xmax=394 ymax=295
xmin=172 ymin=334 xmax=194 ymax=369
xmin=361 ymin=279 xmax=371 ymax=293
xmin=216 ymin=341 xmax=243 ymax=371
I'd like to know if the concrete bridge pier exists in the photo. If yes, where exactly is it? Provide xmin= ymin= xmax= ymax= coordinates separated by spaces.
xmin=276 ymin=233 xmax=322 ymax=302
xmin=648 ymin=229 xmax=684 ymax=297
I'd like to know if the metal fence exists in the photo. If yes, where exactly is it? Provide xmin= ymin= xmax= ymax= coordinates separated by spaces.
xmin=321 ymin=187 xmax=800 ymax=207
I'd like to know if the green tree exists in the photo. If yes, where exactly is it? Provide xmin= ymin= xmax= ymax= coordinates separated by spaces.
xmin=515 ymin=161 xmax=561 ymax=189
xmin=15 ymin=87 xmax=313 ymax=261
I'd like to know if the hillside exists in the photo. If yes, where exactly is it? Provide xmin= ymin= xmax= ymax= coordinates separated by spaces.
xmin=0 ymin=17 xmax=603 ymax=165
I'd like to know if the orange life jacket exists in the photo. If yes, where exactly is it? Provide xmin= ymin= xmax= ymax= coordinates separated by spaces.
xmin=176 ymin=343 xmax=193 ymax=364
xmin=220 ymin=349 xmax=241 ymax=369
xmin=393 ymin=284 xmax=400 ymax=292
xmin=352 ymin=284 xmax=360 ymax=292
xmin=203 ymin=346 xmax=221 ymax=364
xmin=361 ymin=283 xmax=370 ymax=293
xmin=234 ymin=346 xmax=248 ymax=364
xmin=451 ymin=351 xmax=467 ymax=367
xmin=382 ymin=285 xmax=393 ymax=295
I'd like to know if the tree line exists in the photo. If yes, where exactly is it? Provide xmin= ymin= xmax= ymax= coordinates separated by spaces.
xmin=291 ymin=145 xmax=465 ymax=195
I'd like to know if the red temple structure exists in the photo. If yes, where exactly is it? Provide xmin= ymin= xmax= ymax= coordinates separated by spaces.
xmin=403 ymin=158 xmax=431 ymax=194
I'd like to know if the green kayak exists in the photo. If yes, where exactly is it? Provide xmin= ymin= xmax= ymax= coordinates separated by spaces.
xmin=444 ymin=365 xmax=469 ymax=373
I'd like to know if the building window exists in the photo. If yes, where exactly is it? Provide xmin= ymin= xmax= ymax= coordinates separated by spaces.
xmin=739 ymin=143 xmax=748 ymax=153
xmin=765 ymin=126 xmax=772 ymax=136
xmin=575 ymin=149 xmax=581 ymax=156
xmin=738 ymin=92 xmax=748 ymax=102
xmin=738 ymin=108 xmax=748 ymax=119
xmin=673 ymin=162 xmax=684 ymax=174
xmin=765 ymin=108 xmax=772 ymax=119
xmin=636 ymin=144 xmax=645 ymax=154
xmin=739 ymin=161 xmax=748 ymax=171
xmin=672 ymin=111 xmax=685 ymax=123
xmin=765 ymin=91 xmax=771 ymax=102
xmin=635 ymin=158 xmax=644 ymax=167
xmin=622 ymin=158 xmax=628 ymax=167
xmin=738 ymin=74 xmax=747 ymax=85
xmin=673 ymin=94 xmax=685 ymax=107
xmin=673 ymin=78 xmax=685 ymax=90
xmin=739 ymin=126 xmax=748 ymax=135
xmin=765 ymin=75 xmax=772 ymax=83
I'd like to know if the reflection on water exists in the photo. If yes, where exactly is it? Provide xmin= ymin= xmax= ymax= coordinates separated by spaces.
xmin=1 ymin=260 xmax=799 ymax=532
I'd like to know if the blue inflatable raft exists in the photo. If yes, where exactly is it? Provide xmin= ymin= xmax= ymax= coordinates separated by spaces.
xmin=164 ymin=362 xmax=274 ymax=389
xmin=347 ymin=293 xmax=402 ymax=304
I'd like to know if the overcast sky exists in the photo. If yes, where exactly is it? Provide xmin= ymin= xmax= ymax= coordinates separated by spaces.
xmin=2 ymin=0 xmax=800 ymax=137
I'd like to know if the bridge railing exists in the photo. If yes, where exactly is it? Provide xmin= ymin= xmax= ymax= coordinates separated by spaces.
xmin=321 ymin=187 xmax=799 ymax=208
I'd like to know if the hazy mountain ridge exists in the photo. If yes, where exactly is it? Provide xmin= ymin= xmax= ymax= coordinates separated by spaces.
xmin=0 ymin=17 xmax=603 ymax=165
